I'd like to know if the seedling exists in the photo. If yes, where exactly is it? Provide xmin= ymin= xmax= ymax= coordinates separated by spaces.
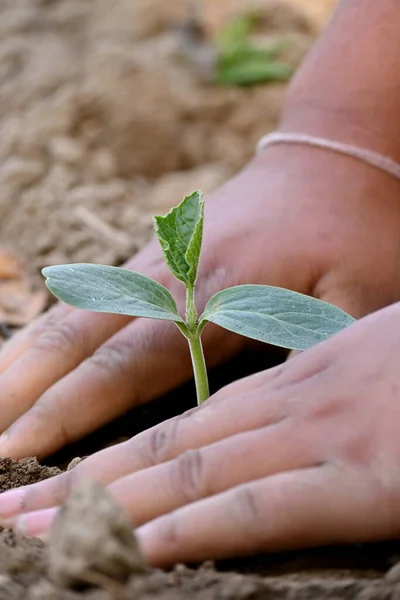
xmin=43 ymin=191 xmax=355 ymax=405
xmin=214 ymin=13 xmax=293 ymax=86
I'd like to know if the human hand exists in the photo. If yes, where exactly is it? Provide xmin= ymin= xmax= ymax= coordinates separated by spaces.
xmin=2 ymin=301 xmax=400 ymax=566
xmin=1 ymin=143 xmax=400 ymax=459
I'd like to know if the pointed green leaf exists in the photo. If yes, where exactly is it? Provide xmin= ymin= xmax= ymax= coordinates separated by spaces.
xmin=42 ymin=264 xmax=183 ymax=322
xmin=215 ymin=59 xmax=293 ymax=86
xmin=199 ymin=285 xmax=355 ymax=351
xmin=153 ymin=190 xmax=204 ymax=286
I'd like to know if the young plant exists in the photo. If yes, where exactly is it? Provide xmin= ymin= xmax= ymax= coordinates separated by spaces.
xmin=43 ymin=191 xmax=355 ymax=405
xmin=214 ymin=13 xmax=293 ymax=86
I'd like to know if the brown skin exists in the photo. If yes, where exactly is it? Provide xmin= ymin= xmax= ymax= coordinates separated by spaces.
xmin=4 ymin=302 xmax=400 ymax=567
xmin=1 ymin=0 xmax=400 ymax=564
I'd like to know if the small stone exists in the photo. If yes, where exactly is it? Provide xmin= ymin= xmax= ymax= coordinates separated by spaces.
xmin=48 ymin=480 xmax=146 ymax=588
xmin=66 ymin=457 xmax=83 ymax=471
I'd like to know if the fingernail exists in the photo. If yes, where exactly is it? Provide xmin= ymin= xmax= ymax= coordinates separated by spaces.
xmin=0 ymin=516 xmax=16 ymax=528
xmin=14 ymin=507 xmax=58 ymax=537
xmin=0 ymin=488 xmax=26 ymax=519
xmin=13 ymin=514 xmax=27 ymax=535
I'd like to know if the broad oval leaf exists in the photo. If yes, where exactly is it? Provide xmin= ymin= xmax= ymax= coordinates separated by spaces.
xmin=42 ymin=264 xmax=183 ymax=322
xmin=200 ymin=285 xmax=355 ymax=351
xmin=153 ymin=190 xmax=204 ymax=286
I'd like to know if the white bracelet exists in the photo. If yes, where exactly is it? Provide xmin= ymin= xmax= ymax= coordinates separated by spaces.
xmin=257 ymin=132 xmax=400 ymax=181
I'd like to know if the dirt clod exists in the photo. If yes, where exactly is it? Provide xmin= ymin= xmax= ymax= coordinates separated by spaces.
xmin=0 ymin=458 xmax=61 ymax=493
xmin=48 ymin=480 xmax=146 ymax=588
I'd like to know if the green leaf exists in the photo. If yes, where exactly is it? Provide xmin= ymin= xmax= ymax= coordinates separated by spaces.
xmin=199 ymin=285 xmax=355 ymax=351
xmin=42 ymin=264 xmax=183 ymax=322
xmin=216 ymin=59 xmax=293 ymax=86
xmin=214 ymin=11 xmax=293 ymax=87
xmin=153 ymin=190 xmax=204 ymax=286
xmin=219 ymin=44 xmax=282 ymax=70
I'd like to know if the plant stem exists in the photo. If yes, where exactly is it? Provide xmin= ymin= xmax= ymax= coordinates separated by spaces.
xmin=188 ymin=334 xmax=210 ymax=405
xmin=185 ymin=284 xmax=197 ymax=331
xmin=183 ymin=282 xmax=209 ymax=404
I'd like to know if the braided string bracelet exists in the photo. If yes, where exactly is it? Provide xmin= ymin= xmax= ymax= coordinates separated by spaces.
xmin=257 ymin=132 xmax=400 ymax=181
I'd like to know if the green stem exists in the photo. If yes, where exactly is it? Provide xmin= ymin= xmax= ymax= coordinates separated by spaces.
xmin=182 ymin=282 xmax=209 ymax=404
xmin=185 ymin=284 xmax=197 ymax=331
xmin=188 ymin=334 xmax=210 ymax=405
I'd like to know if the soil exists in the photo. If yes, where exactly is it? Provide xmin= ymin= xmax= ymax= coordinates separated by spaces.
xmin=0 ymin=0 xmax=316 ymax=278
xmin=3 ymin=0 xmax=397 ymax=598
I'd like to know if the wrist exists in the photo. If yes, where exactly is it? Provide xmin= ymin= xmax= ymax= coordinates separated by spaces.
xmin=277 ymin=0 xmax=400 ymax=163
xmin=277 ymin=101 xmax=400 ymax=165
xmin=249 ymin=127 xmax=400 ymax=222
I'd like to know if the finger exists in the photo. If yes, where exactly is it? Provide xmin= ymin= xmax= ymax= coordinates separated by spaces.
xmin=0 ymin=333 xmax=336 ymax=513
xmin=104 ymin=415 xmax=317 ymax=526
xmin=8 ymin=415 xmax=319 ymax=538
xmin=0 ymin=306 xmax=243 ymax=459
xmin=0 ymin=440 xmax=135 ymax=519
xmin=138 ymin=464 xmax=388 ymax=567
xmin=0 ymin=308 xmax=133 ymax=431
xmin=13 ymin=507 xmax=58 ymax=538
xmin=0 ymin=239 xmax=162 ymax=375
xmin=0 ymin=303 xmax=72 ymax=373
xmin=0 ymin=244 xmax=171 ymax=430
xmin=0 ymin=366 xmax=286 ymax=515
xmin=0 ymin=318 xmax=187 ymax=459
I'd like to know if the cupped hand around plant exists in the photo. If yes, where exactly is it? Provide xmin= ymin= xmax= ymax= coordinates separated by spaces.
xmin=0 ymin=143 xmax=400 ymax=459
xmin=3 ymin=301 xmax=400 ymax=566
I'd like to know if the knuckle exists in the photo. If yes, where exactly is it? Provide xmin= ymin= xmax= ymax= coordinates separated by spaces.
xmin=27 ymin=305 xmax=67 ymax=337
xmin=22 ymin=470 xmax=74 ymax=512
xmin=139 ymin=419 xmax=179 ymax=467
xmin=195 ymin=265 xmax=234 ymax=313
xmin=32 ymin=320 xmax=81 ymax=356
xmin=230 ymin=487 xmax=261 ymax=533
xmin=55 ymin=414 xmax=74 ymax=449
xmin=155 ymin=513 xmax=180 ymax=549
xmin=89 ymin=338 xmax=134 ymax=377
xmin=172 ymin=449 xmax=205 ymax=502
xmin=135 ymin=318 xmax=176 ymax=355
xmin=30 ymin=400 xmax=74 ymax=449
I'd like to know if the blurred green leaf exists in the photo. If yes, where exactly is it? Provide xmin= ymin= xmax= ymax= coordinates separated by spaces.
xmin=214 ymin=13 xmax=293 ymax=87
xmin=216 ymin=59 xmax=293 ymax=86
